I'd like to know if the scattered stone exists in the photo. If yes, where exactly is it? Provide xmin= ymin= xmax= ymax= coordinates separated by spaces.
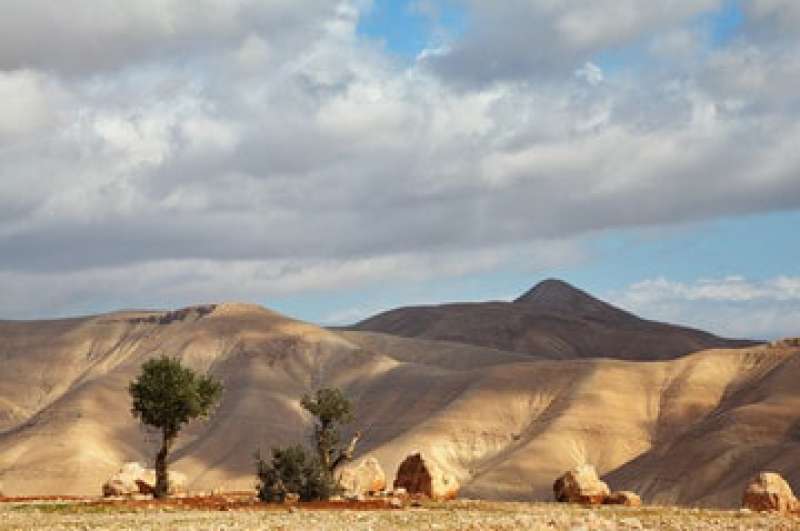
xmin=605 ymin=490 xmax=642 ymax=507
xmin=101 ymin=462 xmax=187 ymax=497
xmin=619 ymin=516 xmax=643 ymax=529
xmin=389 ymin=496 xmax=404 ymax=509
xmin=553 ymin=464 xmax=610 ymax=505
xmin=742 ymin=472 xmax=797 ymax=513
xmin=102 ymin=462 xmax=148 ymax=497
xmin=337 ymin=457 xmax=387 ymax=496
xmin=393 ymin=452 xmax=459 ymax=501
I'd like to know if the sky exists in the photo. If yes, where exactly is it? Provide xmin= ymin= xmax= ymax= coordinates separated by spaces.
xmin=0 ymin=0 xmax=799 ymax=340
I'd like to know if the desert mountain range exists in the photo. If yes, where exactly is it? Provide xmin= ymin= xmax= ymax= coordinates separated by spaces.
xmin=0 ymin=280 xmax=797 ymax=508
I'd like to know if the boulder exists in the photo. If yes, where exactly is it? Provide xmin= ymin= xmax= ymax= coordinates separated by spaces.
xmin=742 ymin=472 xmax=797 ymax=513
xmin=393 ymin=452 xmax=459 ymax=501
xmin=553 ymin=464 xmax=610 ymax=505
xmin=102 ymin=462 xmax=148 ymax=497
xmin=605 ymin=490 xmax=642 ymax=507
xmin=102 ymin=462 xmax=187 ymax=497
xmin=337 ymin=457 xmax=387 ymax=496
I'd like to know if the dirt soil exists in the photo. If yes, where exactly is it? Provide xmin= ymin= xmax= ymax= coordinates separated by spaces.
xmin=1 ymin=497 xmax=799 ymax=530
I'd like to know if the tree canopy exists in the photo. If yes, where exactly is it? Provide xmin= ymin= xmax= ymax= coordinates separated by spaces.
xmin=129 ymin=355 xmax=222 ymax=497
xmin=301 ymin=387 xmax=357 ymax=472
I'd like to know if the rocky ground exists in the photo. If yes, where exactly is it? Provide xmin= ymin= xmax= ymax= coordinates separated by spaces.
xmin=0 ymin=499 xmax=798 ymax=530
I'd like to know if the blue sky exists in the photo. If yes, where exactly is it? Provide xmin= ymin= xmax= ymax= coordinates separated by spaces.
xmin=1 ymin=0 xmax=798 ymax=339
xmin=358 ymin=0 xmax=468 ymax=59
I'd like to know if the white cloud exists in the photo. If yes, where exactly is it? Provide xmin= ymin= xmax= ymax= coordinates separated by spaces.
xmin=0 ymin=0 xmax=341 ymax=74
xmin=575 ymin=62 xmax=604 ymax=86
xmin=425 ymin=0 xmax=721 ymax=84
xmin=320 ymin=306 xmax=379 ymax=326
xmin=0 ymin=1 xmax=799 ymax=320
xmin=0 ymin=239 xmax=585 ymax=319
xmin=745 ymin=0 xmax=800 ymax=34
xmin=610 ymin=276 xmax=800 ymax=339
xmin=0 ymin=70 xmax=62 ymax=139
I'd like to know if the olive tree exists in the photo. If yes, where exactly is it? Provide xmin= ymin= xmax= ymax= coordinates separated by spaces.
xmin=301 ymin=387 xmax=361 ymax=473
xmin=256 ymin=387 xmax=360 ymax=502
xmin=129 ymin=356 xmax=222 ymax=498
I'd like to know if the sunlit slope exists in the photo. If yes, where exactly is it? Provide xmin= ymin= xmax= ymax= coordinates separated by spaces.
xmin=0 ymin=304 xmax=398 ymax=495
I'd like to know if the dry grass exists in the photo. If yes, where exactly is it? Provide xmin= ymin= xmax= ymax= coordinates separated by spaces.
xmin=1 ymin=498 xmax=798 ymax=530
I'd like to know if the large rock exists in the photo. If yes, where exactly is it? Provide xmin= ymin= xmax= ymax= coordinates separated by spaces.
xmin=553 ymin=464 xmax=610 ymax=505
xmin=102 ymin=462 xmax=147 ymax=496
xmin=337 ymin=457 xmax=386 ymax=496
xmin=393 ymin=452 xmax=459 ymax=501
xmin=605 ymin=490 xmax=642 ymax=507
xmin=742 ymin=472 xmax=798 ymax=513
xmin=102 ymin=462 xmax=187 ymax=497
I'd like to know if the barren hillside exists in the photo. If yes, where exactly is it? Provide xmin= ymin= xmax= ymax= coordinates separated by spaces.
xmin=0 ymin=302 xmax=797 ymax=508
xmin=350 ymin=279 xmax=759 ymax=360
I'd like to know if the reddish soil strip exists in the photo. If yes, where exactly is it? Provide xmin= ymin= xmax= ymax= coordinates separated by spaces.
xmin=0 ymin=496 xmax=92 ymax=502
xmin=0 ymin=493 xmax=401 ymax=512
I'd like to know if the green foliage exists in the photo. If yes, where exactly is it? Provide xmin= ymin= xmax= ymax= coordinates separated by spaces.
xmin=255 ymin=387 xmax=357 ymax=503
xmin=300 ymin=387 xmax=354 ymax=472
xmin=256 ymin=445 xmax=337 ymax=502
xmin=128 ymin=355 xmax=222 ymax=498
xmin=129 ymin=356 xmax=223 ymax=438
xmin=301 ymin=387 xmax=353 ymax=428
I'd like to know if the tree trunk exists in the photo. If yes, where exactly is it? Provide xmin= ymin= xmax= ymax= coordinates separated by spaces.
xmin=331 ymin=431 xmax=362 ymax=471
xmin=154 ymin=430 xmax=174 ymax=499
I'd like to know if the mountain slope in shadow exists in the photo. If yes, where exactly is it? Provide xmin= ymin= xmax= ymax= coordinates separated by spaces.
xmin=351 ymin=279 xmax=760 ymax=360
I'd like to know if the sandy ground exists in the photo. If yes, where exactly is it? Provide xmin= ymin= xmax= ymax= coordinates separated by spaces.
xmin=0 ymin=499 xmax=797 ymax=531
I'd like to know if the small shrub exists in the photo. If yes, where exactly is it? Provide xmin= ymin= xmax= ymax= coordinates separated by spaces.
xmin=256 ymin=445 xmax=338 ymax=502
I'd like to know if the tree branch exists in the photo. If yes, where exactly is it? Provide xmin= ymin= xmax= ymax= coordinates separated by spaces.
xmin=331 ymin=430 xmax=362 ymax=471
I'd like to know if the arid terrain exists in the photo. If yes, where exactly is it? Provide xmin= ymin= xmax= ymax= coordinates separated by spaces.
xmin=0 ymin=280 xmax=798 ymax=513
xmin=2 ymin=498 xmax=799 ymax=531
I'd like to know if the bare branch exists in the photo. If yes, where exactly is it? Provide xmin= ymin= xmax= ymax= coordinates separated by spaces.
xmin=331 ymin=430 xmax=362 ymax=471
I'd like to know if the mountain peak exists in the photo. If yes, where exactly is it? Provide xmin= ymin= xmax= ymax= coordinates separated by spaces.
xmin=514 ymin=278 xmax=586 ymax=304
xmin=514 ymin=279 xmax=634 ymax=322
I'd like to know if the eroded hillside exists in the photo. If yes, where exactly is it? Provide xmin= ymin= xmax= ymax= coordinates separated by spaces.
xmin=0 ymin=302 xmax=797 ymax=509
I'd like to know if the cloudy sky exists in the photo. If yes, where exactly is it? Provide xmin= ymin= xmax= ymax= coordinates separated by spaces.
xmin=1 ymin=0 xmax=798 ymax=339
